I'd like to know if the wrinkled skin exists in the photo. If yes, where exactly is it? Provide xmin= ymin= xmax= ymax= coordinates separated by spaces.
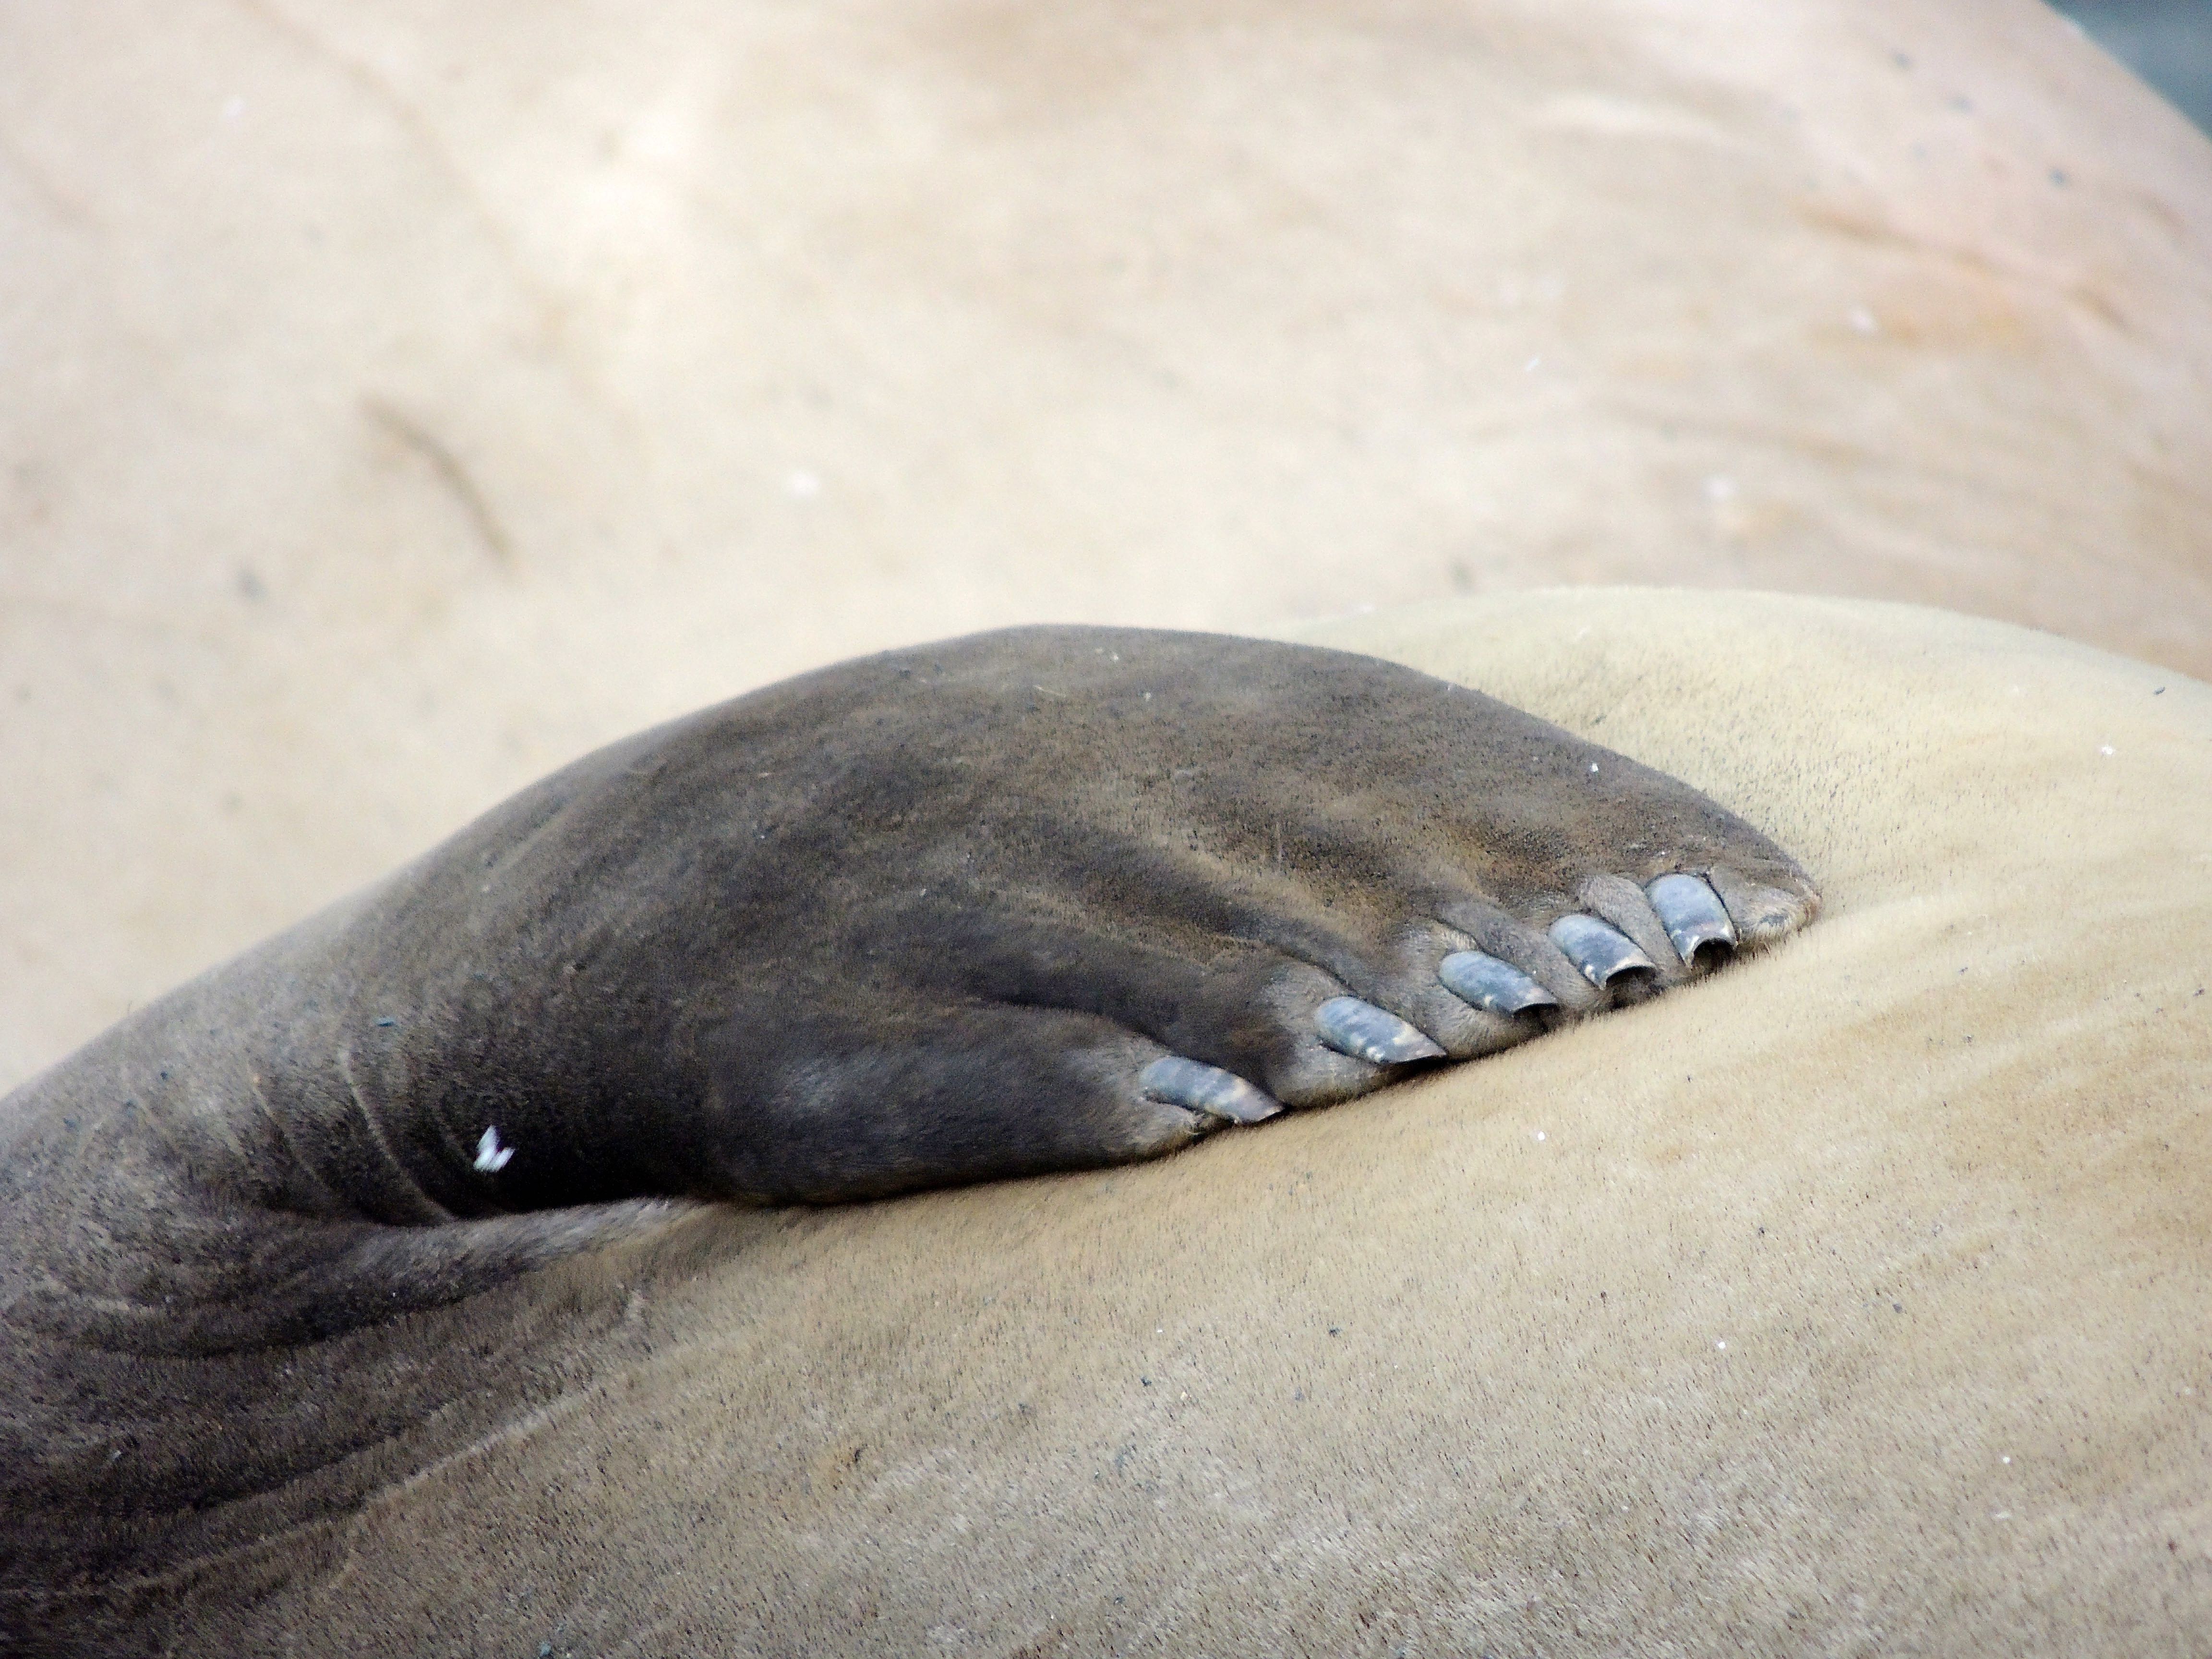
xmin=0 ymin=626 xmax=1814 ymax=1622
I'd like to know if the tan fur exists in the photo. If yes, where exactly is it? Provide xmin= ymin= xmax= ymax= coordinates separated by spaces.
xmin=109 ymin=589 xmax=2201 ymax=1654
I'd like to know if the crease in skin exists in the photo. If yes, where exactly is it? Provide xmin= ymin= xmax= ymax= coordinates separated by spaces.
xmin=362 ymin=399 xmax=517 ymax=574
xmin=20 ymin=1359 xmax=610 ymax=1611
xmin=241 ymin=1065 xmax=354 ymax=1221
xmin=333 ymin=1043 xmax=454 ymax=1226
xmin=167 ymin=1202 xmax=685 ymax=1358
xmin=315 ymin=1388 xmax=601 ymax=1600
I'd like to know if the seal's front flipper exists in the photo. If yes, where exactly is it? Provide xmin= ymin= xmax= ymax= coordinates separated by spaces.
xmin=333 ymin=625 xmax=1816 ymax=1206
xmin=198 ymin=626 xmax=1815 ymax=1214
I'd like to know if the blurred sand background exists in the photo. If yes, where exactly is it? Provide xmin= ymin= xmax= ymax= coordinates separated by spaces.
xmin=3 ymin=0 xmax=2210 ymax=1089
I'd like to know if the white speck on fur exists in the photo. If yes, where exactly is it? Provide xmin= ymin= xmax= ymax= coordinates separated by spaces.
xmin=1534 ymin=1130 xmax=1547 ymax=1141
xmin=2100 ymin=745 xmax=2116 ymax=756
xmin=474 ymin=1126 xmax=515 ymax=1173
xmin=785 ymin=469 xmax=821 ymax=499
xmin=1525 ymin=355 xmax=1542 ymax=372
xmin=1715 ymin=1339 xmax=1727 ymax=1350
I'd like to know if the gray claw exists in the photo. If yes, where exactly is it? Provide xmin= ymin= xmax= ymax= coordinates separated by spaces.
xmin=1314 ymin=996 xmax=1447 ymax=1065
xmin=1437 ymin=950 xmax=1558 ymax=1015
xmin=1140 ymin=1057 xmax=1282 ymax=1125
xmin=1548 ymin=914 xmax=1656 ymax=987
xmin=1646 ymin=873 xmax=1736 ymax=965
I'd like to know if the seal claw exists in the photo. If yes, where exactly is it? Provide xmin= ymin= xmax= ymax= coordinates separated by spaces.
xmin=1645 ymin=873 xmax=1736 ymax=966
xmin=1139 ymin=1057 xmax=1282 ymax=1124
xmin=1548 ymin=914 xmax=1655 ymax=987
xmin=1314 ymin=997 xmax=1448 ymax=1064
xmin=1437 ymin=950 xmax=1558 ymax=1014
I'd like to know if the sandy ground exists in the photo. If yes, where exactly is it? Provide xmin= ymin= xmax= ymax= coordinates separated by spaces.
xmin=4 ymin=0 xmax=2211 ymax=1091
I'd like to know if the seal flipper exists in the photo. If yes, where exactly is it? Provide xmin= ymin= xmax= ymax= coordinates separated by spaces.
xmin=274 ymin=625 xmax=1813 ymax=1207
xmin=11 ymin=624 xmax=1821 ymax=1269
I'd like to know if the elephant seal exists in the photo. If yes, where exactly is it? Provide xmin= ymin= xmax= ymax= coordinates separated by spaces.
xmin=0 ymin=623 xmax=1815 ymax=1648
